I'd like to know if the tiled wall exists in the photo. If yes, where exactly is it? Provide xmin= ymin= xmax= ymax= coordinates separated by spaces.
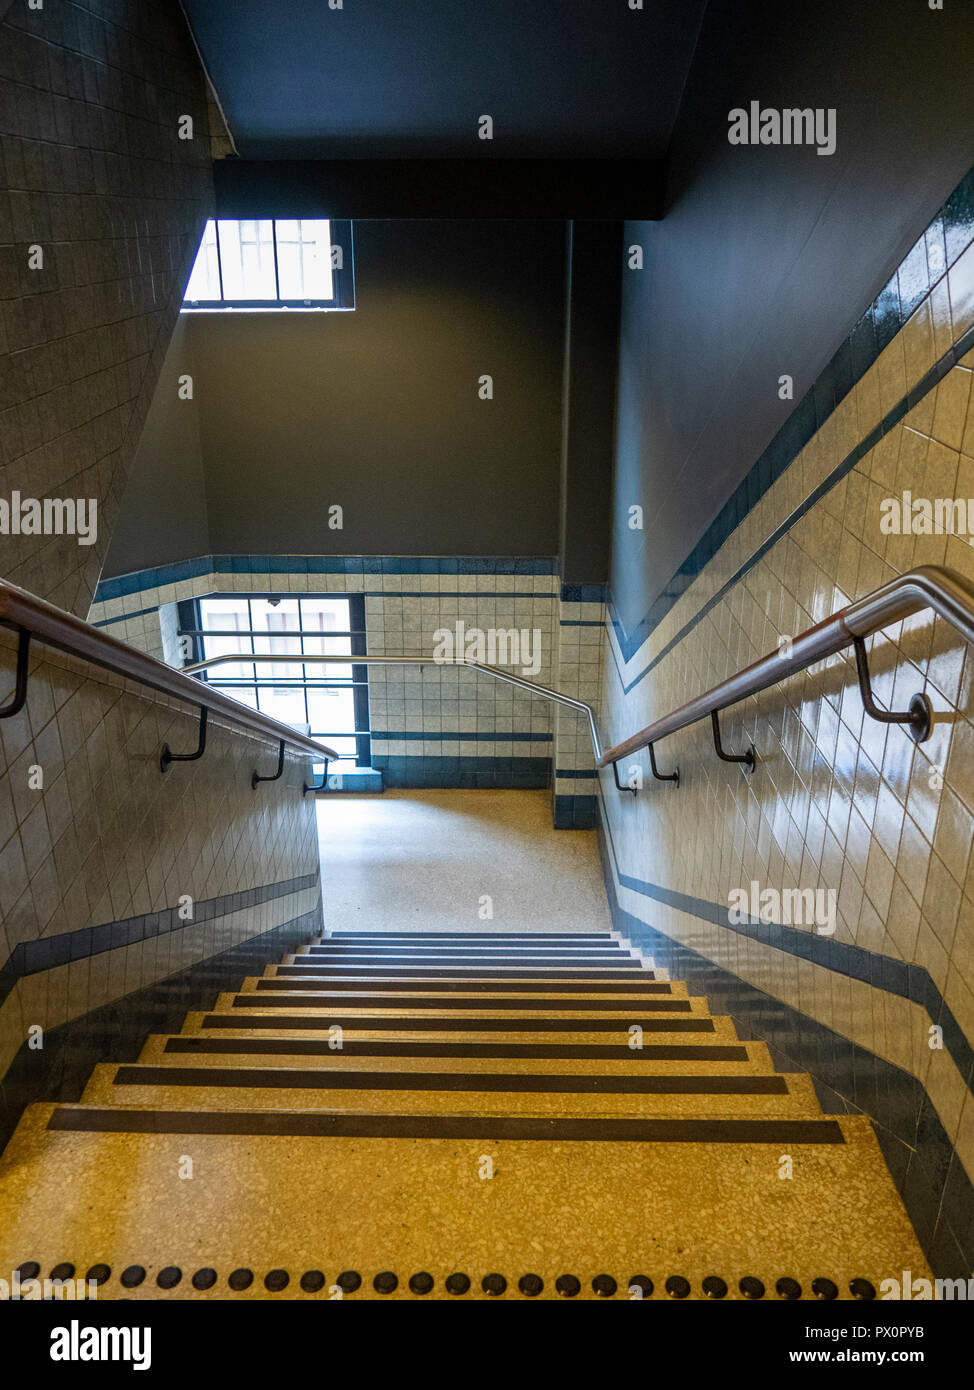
xmin=0 ymin=0 xmax=213 ymax=618
xmin=553 ymin=584 xmax=605 ymax=828
xmin=0 ymin=626 xmax=322 ymax=1143
xmin=600 ymin=168 xmax=974 ymax=1276
xmin=88 ymin=556 xmax=605 ymax=816
xmin=0 ymin=1 xmax=322 ymax=1144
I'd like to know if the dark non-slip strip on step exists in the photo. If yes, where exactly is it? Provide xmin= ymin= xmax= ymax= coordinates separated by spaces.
xmin=254 ymin=981 xmax=692 ymax=1010
xmin=177 ymin=1035 xmax=750 ymax=1061
xmin=113 ymin=1066 xmax=790 ymax=1096
xmin=325 ymin=933 xmax=613 ymax=942
xmin=224 ymin=1005 xmax=716 ymax=1033
xmin=46 ymin=1109 xmax=846 ymax=1144
xmin=269 ymin=976 xmax=663 ymax=993
xmin=310 ymin=942 xmax=626 ymax=951
xmin=307 ymin=945 xmax=622 ymax=956
xmin=305 ymin=954 xmax=630 ymax=965
xmin=277 ymin=967 xmax=649 ymax=979
xmin=255 ymin=993 xmax=678 ymax=1012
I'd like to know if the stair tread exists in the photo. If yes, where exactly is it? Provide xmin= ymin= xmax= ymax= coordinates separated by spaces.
xmin=0 ymin=1105 xmax=928 ymax=1299
xmin=0 ymin=926 xmax=929 ymax=1299
xmin=142 ymin=1030 xmax=772 ymax=1069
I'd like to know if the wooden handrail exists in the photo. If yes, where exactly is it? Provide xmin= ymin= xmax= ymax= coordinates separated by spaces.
xmin=0 ymin=578 xmax=339 ymax=765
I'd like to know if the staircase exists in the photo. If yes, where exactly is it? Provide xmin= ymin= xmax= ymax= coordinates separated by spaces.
xmin=0 ymin=930 xmax=929 ymax=1299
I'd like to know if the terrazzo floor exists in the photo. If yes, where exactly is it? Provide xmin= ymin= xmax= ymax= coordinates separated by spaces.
xmin=314 ymin=790 xmax=612 ymax=935
xmin=0 ymin=931 xmax=929 ymax=1300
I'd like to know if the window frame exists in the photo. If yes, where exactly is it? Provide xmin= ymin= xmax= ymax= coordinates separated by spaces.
xmin=178 ymin=593 xmax=370 ymax=767
xmin=182 ymin=218 xmax=355 ymax=312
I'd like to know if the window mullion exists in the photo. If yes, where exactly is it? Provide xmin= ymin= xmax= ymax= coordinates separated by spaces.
xmin=271 ymin=220 xmax=281 ymax=302
xmin=215 ymin=222 xmax=225 ymax=302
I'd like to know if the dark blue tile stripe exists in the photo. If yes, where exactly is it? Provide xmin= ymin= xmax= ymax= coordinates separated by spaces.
xmin=553 ymin=794 xmax=598 ymax=828
xmin=94 ymin=556 xmax=560 ymax=603
xmin=370 ymin=731 xmax=552 ymax=743
xmin=363 ymin=590 xmax=553 ymax=599
xmin=595 ymin=792 xmax=974 ymax=1276
xmin=372 ymin=754 xmax=551 ymax=789
xmin=93 ymin=605 xmax=159 ymax=627
xmin=609 ymin=868 xmax=973 ymax=1095
xmin=561 ymin=583 xmax=606 ymax=603
xmin=613 ymin=317 xmax=974 ymax=690
xmin=0 ymin=873 xmax=319 ymax=1008
xmin=597 ymin=783 xmax=974 ymax=1098
xmin=610 ymin=164 xmax=974 ymax=671
xmin=0 ymin=908 xmax=323 ymax=1153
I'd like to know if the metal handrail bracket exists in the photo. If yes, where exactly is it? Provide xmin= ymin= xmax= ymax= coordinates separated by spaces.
xmin=0 ymin=579 xmax=340 ymax=771
xmin=19 ymin=564 xmax=968 ymax=798
xmin=597 ymin=566 xmax=974 ymax=772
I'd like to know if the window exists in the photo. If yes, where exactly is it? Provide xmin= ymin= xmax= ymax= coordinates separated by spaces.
xmin=183 ymin=219 xmax=354 ymax=311
xmin=181 ymin=595 xmax=369 ymax=769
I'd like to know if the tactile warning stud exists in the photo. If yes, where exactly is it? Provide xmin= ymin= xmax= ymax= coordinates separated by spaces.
xmin=228 ymin=1268 xmax=253 ymax=1291
xmin=482 ymin=1273 xmax=506 ymax=1296
xmin=849 ymin=1278 xmax=876 ymax=1300
xmin=86 ymin=1264 xmax=111 ymax=1286
xmin=120 ymin=1265 xmax=146 ymax=1288
xmin=193 ymin=1268 xmax=218 ymax=1290
xmin=776 ymin=1277 xmax=802 ymax=1300
xmin=519 ymin=1273 xmax=544 ymax=1297
xmin=812 ymin=1277 xmax=838 ymax=1301
xmin=157 ymin=1267 xmax=182 ymax=1289
xmin=556 ymin=1274 xmax=581 ymax=1298
xmin=445 ymin=1272 xmax=470 ymax=1295
xmin=300 ymin=1270 xmax=326 ymax=1293
xmin=702 ymin=1276 xmax=727 ymax=1299
xmin=409 ymin=1272 xmax=434 ymax=1295
xmin=592 ymin=1274 xmax=617 ymax=1297
xmin=337 ymin=1270 xmax=361 ymax=1293
xmin=373 ymin=1271 xmax=398 ymax=1294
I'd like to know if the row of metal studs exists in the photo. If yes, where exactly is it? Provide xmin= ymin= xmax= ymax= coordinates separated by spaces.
xmin=16 ymin=1264 xmax=876 ymax=1299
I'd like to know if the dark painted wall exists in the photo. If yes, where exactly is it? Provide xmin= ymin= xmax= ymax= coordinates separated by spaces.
xmin=107 ymin=319 xmax=209 ymax=577
xmin=183 ymin=0 xmax=706 ymax=160
xmin=559 ymin=222 xmax=622 ymax=586
xmin=104 ymin=219 xmax=567 ymax=573
xmin=611 ymin=0 xmax=974 ymax=636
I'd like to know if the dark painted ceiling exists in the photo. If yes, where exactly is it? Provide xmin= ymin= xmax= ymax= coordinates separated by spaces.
xmin=181 ymin=0 xmax=707 ymax=160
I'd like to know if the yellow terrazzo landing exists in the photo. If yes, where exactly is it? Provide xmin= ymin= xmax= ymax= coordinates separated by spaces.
xmin=0 ymin=1106 xmax=928 ymax=1301
xmin=0 ymin=929 xmax=932 ymax=1299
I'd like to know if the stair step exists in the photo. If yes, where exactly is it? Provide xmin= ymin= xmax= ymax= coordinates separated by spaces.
xmin=254 ymin=995 xmax=686 ymax=1017
xmin=82 ymin=1063 xmax=823 ymax=1118
xmin=0 ymin=1105 xmax=927 ymax=1299
xmin=323 ymin=933 xmax=614 ymax=942
xmin=269 ymin=967 xmax=661 ymax=989
xmin=298 ymin=954 xmax=633 ymax=967
xmin=241 ymin=984 xmax=699 ymax=1014
xmin=45 ymin=1104 xmax=848 ymax=1142
xmin=287 ymin=966 xmax=653 ymax=978
xmin=213 ymin=1009 xmax=723 ymax=1038
xmin=307 ymin=942 xmax=629 ymax=952
xmin=142 ymin=1030 xmax=773 ymax=1070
